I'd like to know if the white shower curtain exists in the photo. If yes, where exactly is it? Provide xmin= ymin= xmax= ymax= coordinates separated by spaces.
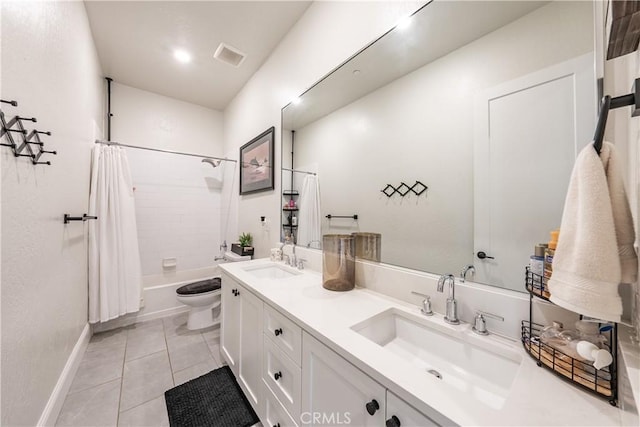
xmin=88 ymin=145 xmax=142 ymax=323
xmin=297 ymin=175 xmax=322 ymax=248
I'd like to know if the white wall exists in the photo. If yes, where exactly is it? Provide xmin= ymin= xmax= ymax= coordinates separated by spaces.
xmin=601 ymin=16 xmax=640 ymax=333
xmin=292 ymin=1 xmax=593 ymax=276
xmin=0 ymin=2 xmax=104 ymax=425
xmin=222 ymin=1 xmax=425 ymax=257
xmin=111 ymin=84 xmax=226 ymax=281
xmin=111 ymin=83 xmax=224 ymax=154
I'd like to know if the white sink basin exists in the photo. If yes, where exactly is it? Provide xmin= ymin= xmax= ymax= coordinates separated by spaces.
xmin=351 ymin=308 xmax=521 ymax=409
xmin=243 ymin=264 xmax=301 ymax=280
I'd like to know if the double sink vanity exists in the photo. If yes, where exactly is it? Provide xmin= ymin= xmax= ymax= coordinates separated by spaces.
xmin=219 ymin=259 xmax=621 ymax=426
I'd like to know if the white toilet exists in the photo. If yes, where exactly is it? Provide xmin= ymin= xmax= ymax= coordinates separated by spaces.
xmin=176 ymin=251 xmax=250 ymax=330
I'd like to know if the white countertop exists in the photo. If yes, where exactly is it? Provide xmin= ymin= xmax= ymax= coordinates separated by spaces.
xmin=221 ymin=259 xmax=622 ymax=426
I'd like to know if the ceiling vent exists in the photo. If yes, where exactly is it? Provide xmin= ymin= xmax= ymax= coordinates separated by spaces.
xmin=213 ymin=43 xmax=246 ymax=67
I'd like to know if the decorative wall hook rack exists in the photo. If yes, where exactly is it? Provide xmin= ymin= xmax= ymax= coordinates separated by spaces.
xmin=64 ymin=214 xmax=98 ymax=224
xmin=381 ymin=180 xmax=428 ymax=198
xmin=0 ymin=104 xmax=56 ymax=165
xmin=326 ymin=214 xmax=358 ymax=220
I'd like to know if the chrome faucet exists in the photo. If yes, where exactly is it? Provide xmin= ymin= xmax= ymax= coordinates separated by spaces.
xmin=411 ymin=291 xmax=433 ymax=316
xmin=460 ymin=265 xmax=475 ymax=283
xmin=472 ymin=310 xmax=504 ymax=335
xmin=437 ymin=274 xmax=460 ymax=325
xmin=214 ymin=240 xmax=228 ymax=261
xmin=283 ymin=240 xmax=297 ymax=267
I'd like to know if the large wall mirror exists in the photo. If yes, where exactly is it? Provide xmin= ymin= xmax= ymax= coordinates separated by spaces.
xmin=281 ymin=0 xmax=596 ymax=292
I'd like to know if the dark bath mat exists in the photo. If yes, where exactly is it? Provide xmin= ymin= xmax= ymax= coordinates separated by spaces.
xmin=165 ymin=365 xmax=259 ymax=427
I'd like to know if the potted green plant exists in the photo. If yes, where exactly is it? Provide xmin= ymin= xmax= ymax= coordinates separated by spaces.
xmin=231 ymin=232 xmax=255 ymax=257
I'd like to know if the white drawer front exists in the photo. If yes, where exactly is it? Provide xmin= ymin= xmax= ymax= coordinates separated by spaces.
xmin=264 ymin=304 xmax=302 ymax=364
xmin=263 ymin=334 xmax=301 ymax=421
xmin=263 ymin=382 xmax=299 ymax=427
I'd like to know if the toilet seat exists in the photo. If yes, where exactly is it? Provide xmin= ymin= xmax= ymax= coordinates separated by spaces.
xmin=176 ymin=277 xmax=221 ymax=295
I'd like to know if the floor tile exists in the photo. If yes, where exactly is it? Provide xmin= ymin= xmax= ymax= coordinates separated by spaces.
xmin=117 ymin=396 xmax=169 ymax=427
xmin=162 ymin=313 xmax=192 ymax=337
xmin=125 ymin=329 xmax=167 ymax=361
xmin=166 ymin=331 xmax=205 ymax=352
xmin=127 ymin=319 xmax=164 ymax=339
xmin=86 ymin=328 xmax=127 ymax=352
xmin=167 ymin=336 xmax=213 ymax=373
xmin=56 ymin=379 xmax=121 ymax=426
xmin=120 ymin=351 xmax=174 ymax=412
xmin=205 ymin=341 xmax=223 ymax=365
xmin=201 ymin=325 xmax=220 ymax=344
xmin=173 ymin=357 xmax=219 ymax=386
xmin=68 ymin=344 xmax=125 ymax=394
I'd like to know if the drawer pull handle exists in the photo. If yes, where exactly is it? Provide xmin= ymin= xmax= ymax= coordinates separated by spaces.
xmin=274 ymin=328 xmax=283 ymax=336
xmin=274 ymin=371 xmax=282 ymax=381
xmin=273 ymin=424 xmax=280 ymax=427
xmin=365 ymin=399 xmax=379 ymax=416
xmin=386 ymin=415 xmax=401 ymax=427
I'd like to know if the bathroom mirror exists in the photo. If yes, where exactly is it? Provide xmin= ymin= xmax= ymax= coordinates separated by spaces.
xmin=281 ymin=0 xmax=596 ymax=292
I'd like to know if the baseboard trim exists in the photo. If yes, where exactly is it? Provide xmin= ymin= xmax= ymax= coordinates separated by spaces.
xmin=91 ymin=305 xmax=190 ymax=333
xmin=38 ymin=323 xmax=91 ymax=426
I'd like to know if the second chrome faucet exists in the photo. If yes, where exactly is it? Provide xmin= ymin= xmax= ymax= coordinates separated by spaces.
xmin=437 ymin=274 xmax=460 ymax=325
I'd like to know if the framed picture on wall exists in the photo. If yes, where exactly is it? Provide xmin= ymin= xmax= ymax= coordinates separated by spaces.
xmin=239 ymin=126 xmax=275 ymax=195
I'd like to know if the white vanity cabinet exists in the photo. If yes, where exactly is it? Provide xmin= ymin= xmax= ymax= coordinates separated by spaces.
xmin=263 ymin=304 xmax=303 ymax=424
xmin=385 ymin=391 xmax=439 ymax=427
xmin=220 ymin=273 xmax=241 ymax=374
xmin=302 ymin=332 xmax=386 ymax=427
xmin=221 ymin=272 xmax=439 ymax=427
xmin=220 ymin=273 xmax=263 ymax=415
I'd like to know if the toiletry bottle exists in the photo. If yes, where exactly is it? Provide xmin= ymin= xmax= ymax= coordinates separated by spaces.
xmin=543 ymin=230 xmax=559 ymax=294
xmin=289 ymin=198 xmax=296 ymax=208
xmin=291 ymin=214 xmax=297 ymax=226
xmin=529 ymin=244 xmax=546 ymax=279
xmin=540 ymin=321 xmax=564 ymax=346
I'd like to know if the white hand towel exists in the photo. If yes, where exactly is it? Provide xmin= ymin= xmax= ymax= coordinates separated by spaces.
xmin=548 ymin=141 xmax=637 ymax=322
xmin=297 ymin=175 xmax=322 ymax=248
xmin=600 ymin=142 xmax=638 ymax=284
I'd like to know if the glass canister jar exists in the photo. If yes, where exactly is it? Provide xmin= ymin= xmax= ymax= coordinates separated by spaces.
xmin=322 ymin=234 xmax=355 ymax=291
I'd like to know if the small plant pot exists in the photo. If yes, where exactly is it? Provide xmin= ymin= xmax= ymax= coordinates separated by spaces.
xmin=231 ymin=243 xmax=254 ymax=257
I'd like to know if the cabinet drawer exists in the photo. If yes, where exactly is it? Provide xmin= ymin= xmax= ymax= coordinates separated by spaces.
xmin=263 ymin=334 xmax=301 ymax=421
xmin=263 ymin=382 xmax=298 ymax=427
xmin=264 ymin=304 xmax=302 ymax=364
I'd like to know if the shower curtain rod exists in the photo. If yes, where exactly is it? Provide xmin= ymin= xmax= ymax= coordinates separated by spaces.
xmin=282 ymin=167 xmax=316 ymax=176
xmin=94 ymin=140 xmax=237 ymax=163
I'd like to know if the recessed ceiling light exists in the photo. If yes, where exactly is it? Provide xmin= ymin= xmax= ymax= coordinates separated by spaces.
xmin=396 ymin=15 xmax=412 ymax=31
xmin=173 ymin=49 xmax=192 ymax=64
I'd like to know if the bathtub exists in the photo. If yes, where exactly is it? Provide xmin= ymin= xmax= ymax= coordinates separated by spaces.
xmin=93 ymin=265 xmax=220 ymax=333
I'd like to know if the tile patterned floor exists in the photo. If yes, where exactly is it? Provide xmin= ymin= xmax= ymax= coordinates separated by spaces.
xmin=56 ymin=312 xmax=222 ymax=426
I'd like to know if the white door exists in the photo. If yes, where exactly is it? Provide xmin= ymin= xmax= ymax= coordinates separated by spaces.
xmin=238 ymin=284 xmax=264 ymax=415
xmin=301 ymin=332 xmax=385 ymax=426
xmin=220 ymin=274 xmax=241 ymax=375
xmin=473 ymin=53 xmax=595 ymax=291
xmin=386 ymin=391 xmax=439 ymax=427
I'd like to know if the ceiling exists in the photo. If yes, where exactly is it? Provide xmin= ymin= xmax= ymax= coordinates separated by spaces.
xmin=84 ymin=1 xmax=311 ymax=111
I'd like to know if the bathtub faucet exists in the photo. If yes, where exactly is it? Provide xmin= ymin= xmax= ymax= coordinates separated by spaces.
xmin=214 ymin=240 xmax=228 ymax=261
